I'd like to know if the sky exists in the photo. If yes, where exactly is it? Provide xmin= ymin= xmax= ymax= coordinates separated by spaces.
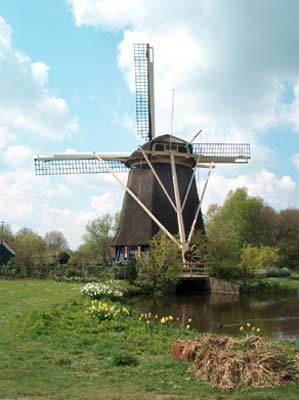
xmin=0 ymin=0 xmax=299 ymax=249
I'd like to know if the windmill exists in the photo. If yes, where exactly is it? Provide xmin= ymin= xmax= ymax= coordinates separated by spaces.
xmin=35 ymin=44 xmax=250 ymax=268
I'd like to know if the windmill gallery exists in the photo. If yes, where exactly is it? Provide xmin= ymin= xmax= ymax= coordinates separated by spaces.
xmin=34 ymin=44 xmax=250 ymax=270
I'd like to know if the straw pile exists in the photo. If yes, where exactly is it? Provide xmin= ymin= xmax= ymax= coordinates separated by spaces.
xmin=171 ymin=335 xmax=299 ymax=390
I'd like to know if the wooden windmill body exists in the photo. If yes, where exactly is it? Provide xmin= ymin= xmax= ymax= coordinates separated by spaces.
xmin=35 ymin=44 xmax=250 ymax=266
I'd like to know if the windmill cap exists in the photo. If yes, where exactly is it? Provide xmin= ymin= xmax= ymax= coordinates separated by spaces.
xmin=126 ymin=134 xmax=196 ymax=168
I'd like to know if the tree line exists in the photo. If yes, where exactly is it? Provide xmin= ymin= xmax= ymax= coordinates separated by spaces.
xmin=201 ymin=187 xmax=299 ymax=278
xmin=1 ymin=213 xmax=119 ymax=268
xmin=1 ymin=188 xmax=299 ymax=280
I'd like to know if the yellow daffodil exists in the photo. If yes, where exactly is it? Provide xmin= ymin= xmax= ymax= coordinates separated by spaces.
xmin=169 ymin=316 xmax=173 ymax=321
xmin=186 ymin=324 xmax=191 ymax=330
xmin=246 ymin=322 xmax=251 ymax=328
xmin=240 ymin=326 xmax=244 ymax=332
xmin=188 ymin=318 xmax=192 ymax=323
xmin=252 ymin=326 xmax=256 ymax=331
xmin=146 ymin=320 xmax=150 ymax=324
xmin=256 ymin=328 xmax=260 ymax=333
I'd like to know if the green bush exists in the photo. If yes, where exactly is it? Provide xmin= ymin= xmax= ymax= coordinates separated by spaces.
xmin=139 ymin=233 xmax=182 ymax=295
xmin=124 ymin=261 xmax=138 ymax=282
xmin=264 ymin=267 xmax=291 ymax=278
xmin=112 ymin=351 xmax=139 ymax=367
xmin=113 ymin=265 xmax=125 ymax=280
xmin=238 ymin=245 xmax=281 ymax=279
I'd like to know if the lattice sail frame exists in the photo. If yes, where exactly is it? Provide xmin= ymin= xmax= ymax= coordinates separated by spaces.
xmin=192 ymin=143 xmax=250 ymax=163
xmin=134 ymin=43 xmax=155 ymax=141
xmin=34 ymin=156 xmax=129 ymax=175
xmin=34 ymin=143 xmax=250 ymax=176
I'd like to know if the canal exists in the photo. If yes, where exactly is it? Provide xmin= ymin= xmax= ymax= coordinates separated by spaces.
xmin=133 ymin=292 xmax=299 ymax=340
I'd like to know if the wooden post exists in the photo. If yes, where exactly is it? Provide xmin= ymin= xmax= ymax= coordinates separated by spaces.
xmin=94 ymin=154 xmax=181 ymax=249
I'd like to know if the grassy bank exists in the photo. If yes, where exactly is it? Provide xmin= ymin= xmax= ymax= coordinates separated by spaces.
xmin=1 ymin=279 xmax=299 ymax=399
xmin=239 ymin=274 xmax=299 ymax=293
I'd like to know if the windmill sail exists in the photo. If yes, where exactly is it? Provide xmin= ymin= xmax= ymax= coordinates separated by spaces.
xmin=34 ymin=42 xmax=251 ymax=268
xmin=134 ymin=43 xmax=155 ymax=141
xmin=192 ymin=142 xmax=250 ymax=163
xmin=34 ymin=153 xmax=130 ymax=175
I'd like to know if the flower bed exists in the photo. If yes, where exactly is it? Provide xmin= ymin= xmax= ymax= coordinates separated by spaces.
xmin=86 ymin=300 xmax=130 ymax=320
xmin=80 ymin=280 xmax=125 ymax=299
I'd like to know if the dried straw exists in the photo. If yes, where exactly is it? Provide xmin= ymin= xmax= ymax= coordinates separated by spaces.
xmin=171 ymin=335 xmax=299 ymax=390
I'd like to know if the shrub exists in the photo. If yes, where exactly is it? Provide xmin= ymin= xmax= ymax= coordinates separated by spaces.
xmin=112 ymin=351 xmax=139 ymax=367
xmin=238 ymin=245 xmax=281 ymax=280
xmin=139 ymin=233 xmax=182 ymax=295
xmin=113 ymin=266 xmax=125 ymax=280
xmin=57 ymin=251 xmax=70 ymax=265
xmin=264 ymin=267 xmax=291 ymax=278
xmin=124 ymin=261 xmax=138 ymax=282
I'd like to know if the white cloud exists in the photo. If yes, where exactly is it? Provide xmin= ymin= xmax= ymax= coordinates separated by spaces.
xmin=91 ymin=192 xmax=118 ymax=215
xmin=0 ymin=126 xmax=16 ymax=149
xmin=291 ymin=153 xmax=299 ymax=170
xmin=0 ymin=162 xmax=86 ymax=248
xmin=31 ymin=61 xmax=49 ymax=86
xmin=65 ymin=0 xmax=299 ymax=244
xmin=69 ymin=0 xmax=299 ymax=139
xmin=3 ymin=145 xmax=34 ymax=168
xmin=0 ymin=140 xmax=124 ymax=248
xmin=202 ymin=169 xmax=297 ymax=212
xmin=0 ymin=16 xmax=78 ymax=139
xmin=0 ymin=16 xmax=12 ymax=48
xmin=68 ymin=0 xmax=141 ymax=30
xmin=285 ymin=83 xmax=299 ymax=132
xmin=3 ymin=3 xmax=299 ymax=250
xmin=122 ymin=113 xmax=135 ymax=133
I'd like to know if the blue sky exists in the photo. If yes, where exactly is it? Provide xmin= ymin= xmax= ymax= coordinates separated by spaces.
xmin=0 ymin=0 xmax=299 ymax=248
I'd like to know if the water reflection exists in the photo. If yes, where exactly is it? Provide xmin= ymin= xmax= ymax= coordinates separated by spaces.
xmin=130 ymin=293 xmax=299 ymax=340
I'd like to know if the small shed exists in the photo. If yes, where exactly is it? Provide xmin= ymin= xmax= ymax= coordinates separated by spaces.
xmin=0 ymin=239 xmax=16 ymax=266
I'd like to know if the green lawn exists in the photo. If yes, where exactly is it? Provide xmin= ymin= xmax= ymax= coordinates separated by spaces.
xmin=1 ymin=279 xmax=299 ymax=400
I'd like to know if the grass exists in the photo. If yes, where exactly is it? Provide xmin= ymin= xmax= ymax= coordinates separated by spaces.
xmin=238 ymin=273 xmax=299 ymax=293
xmin=1 ymin=279 xmax=299 ymax=399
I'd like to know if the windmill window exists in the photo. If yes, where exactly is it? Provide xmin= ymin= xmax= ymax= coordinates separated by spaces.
xmin=165 ymin=143 xmax=177 ymax=151
xmin=178 ymin=145 xmax=187 ymax=154
xmin=155 ymin=143 xmax=164 ymax=151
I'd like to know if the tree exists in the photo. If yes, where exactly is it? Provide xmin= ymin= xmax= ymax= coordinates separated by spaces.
xmin=238 ymin=245 xmax=281 ymax=281
xmin=0 ymin=223 xmax=14 ymax=245
xmin=139 ymin=233 xmax=182 ymax=295
xmin=277 ymin=240 xmax=299 ymax=270
xmin=277 ymin=209 xmax=299 ymax=242
xmin=82 ymin=214 xmax=115 ymax=265
xmin=13 ymin=228 xmax=46 ymax=266
xmin=204 ymin=218 xmax=240 ymax=278
xmin=207 ymin=188 xmax=278 ymax=251
xmin=69 ymin=243 xmax=96 ymax=265
xmin=45 ymin=231 xmax=68 ymax=252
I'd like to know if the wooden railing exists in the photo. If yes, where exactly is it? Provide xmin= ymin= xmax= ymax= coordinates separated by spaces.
xmin=181 ymin=263 xmax=209 ymax=278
